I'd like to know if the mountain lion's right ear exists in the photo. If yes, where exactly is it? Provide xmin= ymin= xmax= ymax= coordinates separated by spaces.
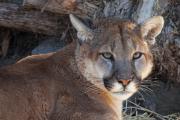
xmin=69 ymin=14 xmax=94 ymax=44
xmin=140 ymin=16 xmax=164 ymax=45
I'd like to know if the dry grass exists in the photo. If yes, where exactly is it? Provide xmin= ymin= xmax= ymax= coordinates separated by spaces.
xmin=123 ymin=100 xmax=180 ymax=120
xmin=124 ymin=113 xmax=180 ymax=120
xmin=124 ymin=113 xmax=156 ymax=120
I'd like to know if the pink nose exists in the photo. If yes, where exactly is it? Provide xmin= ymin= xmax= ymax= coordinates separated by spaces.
xmin=118 ymin=80 xmax=130 ymax=86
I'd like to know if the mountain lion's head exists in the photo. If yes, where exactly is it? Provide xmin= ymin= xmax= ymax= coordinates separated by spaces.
xmin=70 ymin=15 xmax=164 ymax=100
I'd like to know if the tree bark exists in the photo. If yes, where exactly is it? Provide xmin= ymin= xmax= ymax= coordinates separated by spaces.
xmin=103 ymin=0 xmax=133 ymax=18
xmin=0 ymin=2 xmax=67 ymax=36
xmin=23 ymin=0 xmax=100 ymax=18
xmin=131 ymin=0 xmax=155 ymax=23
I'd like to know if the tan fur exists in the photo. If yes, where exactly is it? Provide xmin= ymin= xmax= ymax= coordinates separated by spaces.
xmin=0 ymin=15 xmax=164 ymax=120
xmin=0 ymin=43 xmax=118 ymax=120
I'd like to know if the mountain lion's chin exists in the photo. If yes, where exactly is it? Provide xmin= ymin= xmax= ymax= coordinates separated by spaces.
xmin=111 ymin=91 xmax=134 ymax=100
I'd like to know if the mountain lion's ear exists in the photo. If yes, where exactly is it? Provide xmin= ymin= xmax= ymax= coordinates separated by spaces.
xmin=140 ymin=16 xmax=164 ymax=45
xmin=69 ymin=14 xmax=93 ymax=45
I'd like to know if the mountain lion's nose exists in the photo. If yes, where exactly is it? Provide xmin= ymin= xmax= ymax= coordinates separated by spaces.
xmin=118 ymin=79 xmax=130 ymax=86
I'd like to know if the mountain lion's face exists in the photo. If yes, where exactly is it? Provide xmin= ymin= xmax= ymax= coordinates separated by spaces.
xmin=70 ymin=15 xmax=164 ymax=100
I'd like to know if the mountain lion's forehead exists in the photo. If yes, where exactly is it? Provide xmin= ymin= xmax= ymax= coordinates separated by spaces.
xmin=90 ymin=19 xmax=148 ymax=53
xmin=93 ymin=20 xmax=142 ymax=47
xmin=94 ymin=20 xmax=139 ymax=42
xmin=94 ymin=19 xmax=137 ymax=32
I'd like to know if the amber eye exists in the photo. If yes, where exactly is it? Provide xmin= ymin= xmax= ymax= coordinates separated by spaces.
xmin=101 ymin=52 xmax=113 ymax=60
xmin=133 ymin=52 xmax=143 ymax=60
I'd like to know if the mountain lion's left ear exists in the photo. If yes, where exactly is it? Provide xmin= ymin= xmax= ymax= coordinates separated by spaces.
xmin=69 ymin=14 xmax=94 ymax=45
xmin=140 ymin=16 xmax=164 ymax=45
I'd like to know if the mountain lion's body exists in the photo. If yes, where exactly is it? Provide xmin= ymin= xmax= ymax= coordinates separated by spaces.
xmin=0 ymin=15 xmax=164 ymax=120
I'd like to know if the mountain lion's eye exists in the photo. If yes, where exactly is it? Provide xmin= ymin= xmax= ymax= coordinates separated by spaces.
xmin=133 ymin=52 xmax=143 ymax=60
xmin=101 ymin=52 xmax=113 ymax=60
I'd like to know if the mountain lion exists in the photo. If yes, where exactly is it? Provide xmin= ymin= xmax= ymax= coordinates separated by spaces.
xmin=0 ymin=14 xmax=164 ymax=120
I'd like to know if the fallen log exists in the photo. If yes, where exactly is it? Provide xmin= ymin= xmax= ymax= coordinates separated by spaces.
xmin=0 ymin=2 xmax=67 ymax=36
xmin=23 ymin=0 xmax=100 ymax=18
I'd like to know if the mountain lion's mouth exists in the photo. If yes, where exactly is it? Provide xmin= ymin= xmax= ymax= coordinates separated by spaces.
xmin=112 ymin=91 xmax=131 ymax=95
xmin=103 ymin=78 xmax=138 ymax=100
xmin=111 ymin=91 xmax=133 ymax=100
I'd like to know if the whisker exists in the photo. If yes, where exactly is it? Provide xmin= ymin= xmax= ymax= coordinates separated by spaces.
xmin=141 ymin=82 xmax=160 ymax=87
xmin=140 ymin=87 xmax=154 ymax=95
xmin=85 ymin=83 xmax=104 ymax=89
xmin=86 ymin=76 xmax=102 ymax=80
xmin=136 ymin=91 xmax=145 ymax=101
xmin=141 ymin=80 xmax=160 ymax=87
xmin=139 ymin=88 xmax=152 ymax=96
xmin=140 ymin=85 xmax=154 ymax=93
xmin=83 ymin=87 xmax=100 ymax=94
